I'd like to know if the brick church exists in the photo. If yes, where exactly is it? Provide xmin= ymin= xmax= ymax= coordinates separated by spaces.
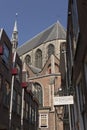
xmin=17 ymin=21 xmax=66 ymax=130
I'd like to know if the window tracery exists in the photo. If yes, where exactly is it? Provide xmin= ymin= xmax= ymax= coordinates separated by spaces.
xmin=33 ymin=83 xmax=43 ymax=107
xmin=48 ymin=44 xmax=55 ymax=57
xmin=35 ymin=49 xmax=42 ymax=68
xmin=25 ymin=55 xmax=31 ymax=65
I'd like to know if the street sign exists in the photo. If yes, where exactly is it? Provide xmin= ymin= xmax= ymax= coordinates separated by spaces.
xmin=54 ymin=95 xmax=74 ymax=106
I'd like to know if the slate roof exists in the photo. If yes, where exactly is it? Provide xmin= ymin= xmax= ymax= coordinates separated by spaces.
xmin=17 ymin=21 xmax=66 ymax=56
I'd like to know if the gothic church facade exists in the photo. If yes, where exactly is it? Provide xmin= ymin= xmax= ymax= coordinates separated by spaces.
xmin=17 ymin=21 xmax=66 ymax=130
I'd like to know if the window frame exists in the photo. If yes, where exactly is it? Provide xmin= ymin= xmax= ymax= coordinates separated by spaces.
xmin=71 ymin=0 xmax=80 ymax=46
xmin=39 ymin=114 xmax=48 ymax=128
xmin=16 ymin=63 xmax=21 ymax=82
xmin=31 ymin=107 xmax=35 ymax=124
xmin=2 ymin=43 xmax=10 ymax=64
xmin=35 ymin=49 xmax=42 ymax=68
xmin=76 ymin=80 xmax=86 ymax=130
xmin=3 ymin=80 xmax=10 ymax=108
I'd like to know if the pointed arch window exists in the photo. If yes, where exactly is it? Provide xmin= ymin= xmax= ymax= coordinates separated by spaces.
xmin=48 ymin=44 xmax=55 ymax=57
xmin=25 ymin=55 xmax=31 ymax=65
xmin=35 ymin=49 xmax=42 ymax=68
xmin=33 ymin=83 xmax=43 ymax=107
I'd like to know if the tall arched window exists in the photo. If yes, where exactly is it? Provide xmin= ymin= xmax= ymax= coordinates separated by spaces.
xmin=33 ymin=83 xmax=43 ymax=107
xmin=25 ymin=55 xmax=31 ymax=65
xmin=35 ymin=49 xmax=42 ymax=68
xmin=48 ymin=44 xmax=55 ymax=57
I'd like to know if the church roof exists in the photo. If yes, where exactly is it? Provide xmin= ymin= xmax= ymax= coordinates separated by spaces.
xmin=17 ymin=21 xmax=66 ymax=56
xmin=29 ymin=65 xmax=41 ymax=73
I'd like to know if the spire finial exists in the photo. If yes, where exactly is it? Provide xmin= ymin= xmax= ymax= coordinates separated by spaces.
xmin=16 ymin=13 xmax=18 ymax=21
xmin=13 ymin=13 xmax=18 ymax=32
xmin=16 ymin=13 xmax=18 ymax=17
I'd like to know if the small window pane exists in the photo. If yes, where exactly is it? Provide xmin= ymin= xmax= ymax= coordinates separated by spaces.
xmin=2 ymin=43 xmax=9 ymax=64
xmin=3 ymin=81 xmax=10 ymax=107
xmin=26 ymin=103 xmax=28 ymax=119
xmin=39 ymin=114 xmax=48 ymax=128
xmin=17 ymin=94 xmax=21 ymax=115
xmin=16 ymin=64 xmax=21 ymax=81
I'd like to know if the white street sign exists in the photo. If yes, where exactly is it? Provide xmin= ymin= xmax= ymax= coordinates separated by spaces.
xmin=54 ymin=96 xmax=74 ymax=106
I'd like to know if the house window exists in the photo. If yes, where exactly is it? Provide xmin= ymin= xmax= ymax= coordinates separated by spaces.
xmin=25 ymin=55 xmax=31 ymax=65
xmin=25 ymin=102 xmax=28 ymax=119
xmin=16 ymin=64 xmax=21 ymax=82
xmin=13 ymin=89 xmax=17 ymax=112
xmin=35 ymin=49 xmax=42 ymax=68
xmin=48 ymin=44 xmax=55 ymax=57
xmin=17 ymin=94 xmax=21 ymax=115
xmin=35 ymin=109 xmax=37 ymax=122
xmin=72 ymin=0 xmax=79 ymax=43
xmin=23 ymin=101 xmax=29 ymax=119
xmin=76 ymin=80 xmax=86 ymax=130
xmin=39 ymin=114 xmax=48 ymax=128
xmin=32 ymin=108 xmax=35 ymax=124
xmin=29 ymin=101 xmax=32 ymax=122
xmin=3 ymin=81 xmax=10 ymax=107
xmin=2 ymin=43 xmax=9 ymax=64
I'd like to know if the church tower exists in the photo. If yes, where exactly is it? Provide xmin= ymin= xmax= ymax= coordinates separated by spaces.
xmin=11 ymin=14 xmax=18 ymax=53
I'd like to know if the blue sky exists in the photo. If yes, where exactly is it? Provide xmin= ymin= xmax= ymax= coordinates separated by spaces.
xmin=0 ymin=0 xmax=68 ymax=46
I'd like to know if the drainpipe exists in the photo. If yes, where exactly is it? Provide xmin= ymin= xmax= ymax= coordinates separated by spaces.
xmin=9 ymin=51 xmax=16 ymax=130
